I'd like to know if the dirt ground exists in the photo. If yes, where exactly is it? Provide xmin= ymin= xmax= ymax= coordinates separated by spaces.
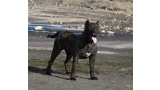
xmin=28 ymin=0 xmax=133 ymax=90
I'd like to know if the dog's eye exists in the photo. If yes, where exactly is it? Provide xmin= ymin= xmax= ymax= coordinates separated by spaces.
xmin=89 ymin=26 xmax=93 ymax=29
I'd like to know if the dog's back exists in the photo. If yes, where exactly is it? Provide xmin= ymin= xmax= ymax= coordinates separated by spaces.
xmin=47 ymin=31 xmax=80 ymax=51
xmin=47 ymin=31 xmax=74 ymax=39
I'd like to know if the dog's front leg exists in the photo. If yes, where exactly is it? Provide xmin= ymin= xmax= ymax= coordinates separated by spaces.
xmin=89 ymin=55 xmax=98 ymax=80
xmin=70 ymin=55 xmax=78 ymax=81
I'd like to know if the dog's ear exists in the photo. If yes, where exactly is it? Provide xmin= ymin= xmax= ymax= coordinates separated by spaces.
xmin=85 ymin=20 xmax=90 ymax=27
xmin=96 ymin=21 xmax=99 ymax=27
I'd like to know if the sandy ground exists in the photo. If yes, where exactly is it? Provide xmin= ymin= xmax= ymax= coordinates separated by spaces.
xmin=28 ymin=0 xmax=133 ymax=90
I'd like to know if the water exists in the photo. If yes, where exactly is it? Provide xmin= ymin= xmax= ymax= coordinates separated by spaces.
xmin=28 ymin=22 xmax=132 ymax=37
xmin=28 ymin=21 xmax=69 ymax=33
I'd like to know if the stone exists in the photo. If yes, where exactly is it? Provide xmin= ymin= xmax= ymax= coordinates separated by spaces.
xmin=126 ymin=85 xmax=133 ymax=89
xmin=35 ymin=26 xmax=42 ymax=30
xmin=59 ymin=22 xmax=63 ymax=25
xmin=101 ymin=30 xmax=105 ymax=33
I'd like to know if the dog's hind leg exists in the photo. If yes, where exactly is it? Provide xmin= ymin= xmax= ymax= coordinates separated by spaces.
xmin=46 ymin=42 xmax=62 ymax=75
xmin=89 ymin=55 xmax=98 ymax=80
xmin=64 ymin=53 xmax=72 ymax=74
xmin=70 ymin=55 xmax=78 ymax=80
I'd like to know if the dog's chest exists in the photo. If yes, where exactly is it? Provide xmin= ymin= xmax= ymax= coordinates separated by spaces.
xmin=78 ymin=44 xmax=97 ymax=59
xmin=86 ymin=44 xmax=96 ymax=52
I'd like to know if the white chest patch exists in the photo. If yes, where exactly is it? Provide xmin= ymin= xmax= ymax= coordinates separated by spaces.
xmin=92 ymin=37 xmax=97 ymax=43
xmin=86 ymin=53 xmax=91 ymax=57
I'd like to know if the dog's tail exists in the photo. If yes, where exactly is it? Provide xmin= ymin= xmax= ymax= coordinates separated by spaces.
xmin=47 ymin=31 xmax=60 ymax=38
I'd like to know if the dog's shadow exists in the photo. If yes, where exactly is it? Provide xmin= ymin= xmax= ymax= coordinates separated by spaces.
xmin=28 ymin=66 xmax=90 ymax=80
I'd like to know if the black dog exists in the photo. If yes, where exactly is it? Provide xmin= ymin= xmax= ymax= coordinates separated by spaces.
xmin=46 ymin=20 xmax=99 ymax=80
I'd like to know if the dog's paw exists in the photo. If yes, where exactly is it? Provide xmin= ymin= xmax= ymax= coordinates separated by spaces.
xmin=66 ymin=72 xmax=71 ymax=74
xmin=46 ymin=72 xmax=51 ymax=75
xmin=91 ymin=77 xmax=98 ymax=80
xmin=70 ymin=77 xmax=76 ymax=81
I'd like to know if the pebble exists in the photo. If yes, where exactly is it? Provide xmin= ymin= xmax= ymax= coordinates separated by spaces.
xmin=59 ymin=22 xmax=63 ymax=25
xmin=113 ymin=18 xmax=117 ymax=21
xmin=126 ymin=85 xmax=133 ymax=89
xmin=107 ymin=31 xmax=115 ymax=34
xmin=120 ymin=68 xmax=125 ymax=71
xmin=49 ymin=21 xmax=54 ymax=23
xmin=101 ymin=30 xmax=105 ymax=33
xmin=69 ymin=26 xmax=72 ymax=28
xmin=35 ymin=26 xmax=42 ymax=30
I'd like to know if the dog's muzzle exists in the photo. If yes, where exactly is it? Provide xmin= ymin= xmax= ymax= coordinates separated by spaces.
xmin=92 ymin=37 xmax=97 ymax=43
xmin=93 ymin=33 xmax=97 ymax=37
xmin=92 ymin=33 xmax=97 ymax=43
xmin=88 ymin=33 xmax=97 ymax=44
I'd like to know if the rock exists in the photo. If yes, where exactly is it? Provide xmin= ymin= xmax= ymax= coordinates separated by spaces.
xmin=81 ymin=25 xmax=84 ymax=27
xmin=90 ymin=7 xmax=94 ymax=10
xmin=106 ymin=31 xmax=115 ymax=36
xmin=107 ymin=31 xmax=114 ymax=34
xmin=90 ymin=6 xmax=96 ymax=10
xmin=108 ymin=27 xmax=112 ymax=30
xmin=113 ymin=25 xmax=120 ymax=30
xmin=59 ymin=22 xmax=63 ymax=25
xmin=54 ymin=3 xmax=57 ymax=6
xmin=35 ymin=26 xmax=42 ymax=30
xmin=65 ymin=4 xmax=68 ymax=6
xmin=101 ymin=30 xmax=105 ymax=33
xmin=100 ymin=25 xmax=105 ymax=29
xmin=113 ymin=18 xmax=117 ymax=21
xmin=124 ymin=27 xmax=133 ymax=32
xmin=126 ymin=85 xmax=133 ymax=89
xmin=104 ymin=26 xmax=109 ymax=29
xmin=120 ymin=68 xmax=125 ymax=71
xmin=101 ymin=6 xmax=107 ymax=10
xmin=49 ymin=21 xmax=54 ymax=24
xmin=68 ymin=26 xmax=72 ymax=28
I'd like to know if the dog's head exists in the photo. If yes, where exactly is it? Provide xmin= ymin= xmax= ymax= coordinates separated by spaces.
xmin=84 ymin=20 xmax=99 ymax=44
